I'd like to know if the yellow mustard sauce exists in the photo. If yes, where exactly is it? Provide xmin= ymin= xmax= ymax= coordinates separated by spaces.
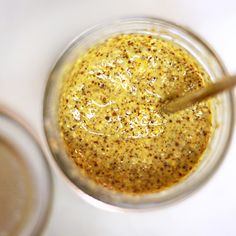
xmin=58 ymin=34 xmax=212 ymax=194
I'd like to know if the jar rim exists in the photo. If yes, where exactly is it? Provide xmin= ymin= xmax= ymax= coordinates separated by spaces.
xmin=43 ymin=17 xmax=235 ymax=210
xmin=0 ymin=104 xmax=53 ymax=234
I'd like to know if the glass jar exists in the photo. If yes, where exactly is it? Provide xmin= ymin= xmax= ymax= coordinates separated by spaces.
xmin=0 ymin=105 xmax=52 ymax=234
xmin=43 ymin=17 xmax=234 ymax=210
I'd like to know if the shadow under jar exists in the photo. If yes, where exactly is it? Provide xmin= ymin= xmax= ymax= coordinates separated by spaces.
xmin=43 ymin=17 xmax=234 ymax=210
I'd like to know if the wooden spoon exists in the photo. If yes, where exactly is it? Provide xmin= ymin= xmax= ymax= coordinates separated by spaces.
xmin=163 ymin=75 xmax=236 ymax=114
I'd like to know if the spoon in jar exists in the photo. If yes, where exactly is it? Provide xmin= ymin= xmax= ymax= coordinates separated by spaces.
xmin=163 ymin=75 xmax=236 ymax=114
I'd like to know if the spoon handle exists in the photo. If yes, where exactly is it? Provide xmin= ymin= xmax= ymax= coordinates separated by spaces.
xmin=164 ymin=75 xmax=236 ymax=114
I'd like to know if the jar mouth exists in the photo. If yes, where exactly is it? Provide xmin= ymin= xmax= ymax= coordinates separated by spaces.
xmin=43 ymin=17 xmax=234 ymax=210
xmin=0 ymin=105 xmax=53 ymax=234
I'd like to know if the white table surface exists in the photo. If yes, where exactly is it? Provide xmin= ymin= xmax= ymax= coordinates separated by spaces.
xmin=1 ymin=0 xmax=236 ymax=235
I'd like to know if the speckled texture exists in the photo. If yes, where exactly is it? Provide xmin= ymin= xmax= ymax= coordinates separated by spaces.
xmin=58 ymin=34 xmax=212 ymax=194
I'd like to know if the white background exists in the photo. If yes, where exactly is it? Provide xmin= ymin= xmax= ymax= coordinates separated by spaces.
xmin=1 ymin=0 xmax=236 ymax=235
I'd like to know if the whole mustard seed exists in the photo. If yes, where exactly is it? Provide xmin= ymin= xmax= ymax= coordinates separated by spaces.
xmin=58 ymin=34 xmax=212 ymax=194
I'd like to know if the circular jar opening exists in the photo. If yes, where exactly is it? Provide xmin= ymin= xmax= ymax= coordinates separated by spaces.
xmin=0 ymin=106 xmax=52 ymax=234
xmin=43 ymin=17 xmax=234 ymax=209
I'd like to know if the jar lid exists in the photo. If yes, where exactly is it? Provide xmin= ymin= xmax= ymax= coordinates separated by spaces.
xmin=0 ymin=105 xmax=52 ymax=235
